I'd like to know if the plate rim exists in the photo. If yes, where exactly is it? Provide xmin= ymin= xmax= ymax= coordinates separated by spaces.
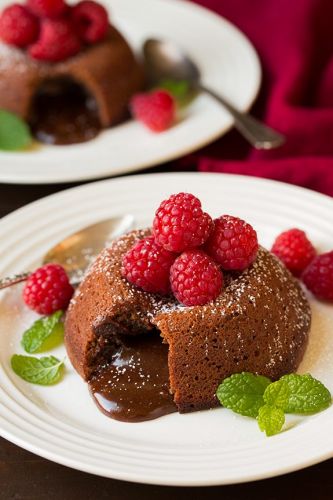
xmin=1 ymin=172 xmax=333 ymax=486
xmin=0 ymin=0 xmax=262 ymax=185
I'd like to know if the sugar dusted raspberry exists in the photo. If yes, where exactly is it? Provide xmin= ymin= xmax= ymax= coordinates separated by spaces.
xmin=27 ymin=0 xmax=68 ymax=19
xmin=153 ymin=192 xmax=213 ymax=253
xmin=121 ymin=236 xmax=176 ymax=295
xmin=170 ymin=250 xmax=223 ymax=306
xmin=205 ymin=215 xmax=258 ymax=271
xmin=130 ymin=90 xmax=175 ymax=132
xmin=0 ymin=4 xmax=39 ymax=48
xmin=29 ymin=19 xmax=81 ymax=62
xmin=271 ymin=228 xmax=316 ymax=277
xmin=71 ymin=0 xmax=108 ymax=43
xmin=302 ymin=251 xmax=333 ymax=301
xmin=23 ymin=264 xmax=74 ymax=315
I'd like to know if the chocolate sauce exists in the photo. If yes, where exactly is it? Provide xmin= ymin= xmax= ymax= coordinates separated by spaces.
xmin=30 ymin=78 xmax=101 ymax=145
xmin=89 ymin=334 xmax=176 ymax=422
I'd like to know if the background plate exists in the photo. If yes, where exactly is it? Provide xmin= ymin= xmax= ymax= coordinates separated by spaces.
xmin=0 ymin=173 xmax=333 ymax=485
xmin=0 ymin=0 xmax=261 ymax=184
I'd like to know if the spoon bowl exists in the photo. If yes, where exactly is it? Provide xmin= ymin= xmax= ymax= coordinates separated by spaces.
xmin=0 ymin=215 xmax=135 ymax=289
xmin=43 ymin=215 xmax=135 ymax=282
xmin=144 ymin=39 xmax=200 ymax=87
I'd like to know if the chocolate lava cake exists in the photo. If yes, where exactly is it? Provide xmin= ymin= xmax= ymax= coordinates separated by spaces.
xmin=64 ymin=229 xmax=311 ymax=421
xmin=0 ymin=26 xmax=143 ymax=144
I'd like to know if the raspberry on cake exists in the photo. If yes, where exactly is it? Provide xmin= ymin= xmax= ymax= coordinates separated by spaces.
xmin=28 ymin=0 xmax=68 ymax=19
xmin=29 ymin=19 xmax=81 ymax=62
xmin=121 ymin=236 xmax=176 ymax=295
xmin=170 ymin=250 xmax=223 ymax=306
xmin=153 ymin=192 xmax=213 ymax=252
xmin=71 ymin=1 xmax=109 ymax=43
xmin=0 ymin=5 xmax=39 ymax=48
xmin=205 ymin=215 xmax=258 ymax=271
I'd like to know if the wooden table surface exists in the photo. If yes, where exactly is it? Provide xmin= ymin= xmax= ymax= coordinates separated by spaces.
xmin=1 ymin=180 xmax=332 ymax=500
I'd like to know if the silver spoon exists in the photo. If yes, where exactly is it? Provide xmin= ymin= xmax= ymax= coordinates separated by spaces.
xmin=0 ymin=214 xmax=135 ymax=290
xmin=143 ymin=39 xmax=285 ymax=149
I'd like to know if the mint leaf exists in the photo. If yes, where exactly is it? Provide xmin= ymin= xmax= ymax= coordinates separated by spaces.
xmin=263 ymin=379 xmax=290 ymax=409
xmin=257 ymin=404 xmax=285 ymax=436
xmin=216 ymin=372 xmax=271 ymax=418
xmin=21 ymin=310 xmax=64 ymax=354
xmin=158 ymin=79 xmax=190 ymax=101
xmin=0 ymin=110 xmax=32 ymax=151
xmin=11 ymin=355 xmax=64 ymax=385
xmin=280 ymin=374 xmax=332 ymax=414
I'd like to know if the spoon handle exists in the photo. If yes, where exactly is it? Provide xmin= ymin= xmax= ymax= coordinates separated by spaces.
xmin=0 ymin=272 xmax=31 ymax=290
xmin=200 ymin=84 xmax=285 ymax=150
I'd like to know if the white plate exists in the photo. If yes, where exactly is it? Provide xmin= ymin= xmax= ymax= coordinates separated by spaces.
xmin=1 ymin=173 xmax=333 ymax=486
xmin=0 ymin=0 xmax=261 ymax=184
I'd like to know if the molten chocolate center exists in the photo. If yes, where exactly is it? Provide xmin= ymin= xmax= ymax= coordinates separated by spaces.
xmin=89 ymin=334 xmax=176 ymax=422
xmin=30 ymin=78 xmax=101 ymax=145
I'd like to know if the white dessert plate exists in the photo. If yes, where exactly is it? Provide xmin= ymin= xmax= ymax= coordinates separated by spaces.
xmin=1 ymin=173 xmax=333 ymax=486
xmin=0 ymin=0 xmax=261 ymax=184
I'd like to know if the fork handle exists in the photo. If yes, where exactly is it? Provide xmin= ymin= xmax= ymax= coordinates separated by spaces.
xmin=0 ymin=272 xmax=31 ymax=290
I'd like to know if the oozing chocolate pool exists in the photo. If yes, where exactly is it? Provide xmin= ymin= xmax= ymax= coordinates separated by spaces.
xmin=30 ymin=78 xmax=101 ymax=145
xmin=89 ymin=334 xmax=176 ymax=422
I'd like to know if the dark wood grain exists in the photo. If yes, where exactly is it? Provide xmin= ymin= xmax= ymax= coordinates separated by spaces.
xmin=0 ymin=179 xmax=332 ymax=500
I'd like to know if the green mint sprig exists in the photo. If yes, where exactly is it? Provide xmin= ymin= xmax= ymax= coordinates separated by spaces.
xmin=11 ymin=355 xmax=64 ymax=385
xmin=263 ymin=374 xmax=331 ymax=414
xmin=21 ymin=310 xmax=64 ymax=354
xmin=257 ymin=404 xmax=285 ymax=437
xmin=0 ymin=110 xmax=32 ymax=151
xmin=217 ymin=372 xmax=332 ymax=437
xmin=216 ymin=372 xmax=270 ymax=418
xmin=158 ymin=79 xmax=190 ymax=101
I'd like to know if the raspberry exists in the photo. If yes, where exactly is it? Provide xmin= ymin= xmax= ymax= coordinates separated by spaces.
xmin=130 ymin=90 xmax=175 ymax=132
xmin=27 ymin=0 xmax=68 ymax=19
xmin=170 ymin=250 xmax=223 ymax=306
xmin=23 ymin=264 xmax=74 ymax=315
xmin=29 ymin=19 xmax=81 ymax=62
xmin=153 ymin=192 xmax=213 ymax=253
xmin=271 ymin=228 xmax=316 ymax=277
xmin=121 ymin=236 xmax=176 ymax=295
xmin=205 ymin=215 xmax=258 ymax=271
xmin=0 ymin=5 xmax=39 ymax=48
xmin=71 ymin=0 xmax=108 ymax=43
xmin=302 ymin=251 xmax=333 ymax=301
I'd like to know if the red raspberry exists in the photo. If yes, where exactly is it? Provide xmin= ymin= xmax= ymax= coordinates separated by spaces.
xmin=23 ymin=264 xmax=74 ymax=315
xmin=170 ymin=250 xmax=223 ymax=306
xmin=29 ymin=19 xmax=81 ymax=62
xmin=302 ymin=251 xmax=333 ymax=301
xmin=71 ymin=0 xmax=108 ymax=43
xmin=271 ymin=228 xmax=316 ymax=277
xmin=153 ymin=192 xmax=213 ymax=253
xmin=27 ymin=0 xmax=68 ymax=19
xmin=130 ymin=90 xmax=175 ymax=132
xmin=0 ymin=5 xmax=39 ymax=48
xmin=205 ymin=215 xmax=258 ymax=271
xmin=121 ymin=236 xmax=176 ymax=295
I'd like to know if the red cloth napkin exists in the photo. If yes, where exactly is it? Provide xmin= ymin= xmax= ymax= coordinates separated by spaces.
xmin=185 ymin=0 xmax=333 ymax=197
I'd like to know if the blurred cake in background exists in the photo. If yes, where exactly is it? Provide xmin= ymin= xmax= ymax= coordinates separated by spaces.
xmin=0 ymin=0 xmax=144 ymax=145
